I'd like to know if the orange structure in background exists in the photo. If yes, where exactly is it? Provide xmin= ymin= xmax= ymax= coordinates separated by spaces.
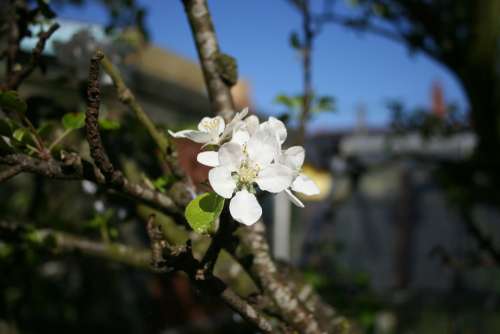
xmin=431 ymin=80 xmax=446 ymax=119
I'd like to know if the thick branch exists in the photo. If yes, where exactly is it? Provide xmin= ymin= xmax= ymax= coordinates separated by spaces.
xmin=239 ymin=221 xmax=328 ymax=334
xmin=181 ymin=0 xmax=235 ymax=121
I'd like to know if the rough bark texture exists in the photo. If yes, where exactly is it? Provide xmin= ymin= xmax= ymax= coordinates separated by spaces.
xmin=240 ymin=222 xmax=331 ymax=334
xmin=181 ymin=0 xmax=235 ymax=122
xmin=85 ymin=51 xmax=124 ymax=186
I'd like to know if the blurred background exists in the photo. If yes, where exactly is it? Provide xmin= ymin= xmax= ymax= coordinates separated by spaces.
xmin=1 ymin=0 xmax=500 ymax=333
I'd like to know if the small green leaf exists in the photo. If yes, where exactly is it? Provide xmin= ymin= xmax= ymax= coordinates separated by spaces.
xmin=315 ymin=96 xmax=335 ymax=112
xmin=0 ymin=91 xmax=27 ymax=114
xmin=37 ymin=121 xmax=56 ymax=138
xmin=185 ymin=192 xmax=225 ymax=234
xmin=289 ymin=31 xmax=302 ymax=49
xmin=13 ymin=128 xmax=27 ymax=142
xmin=274 ymin=94 xmax=294 ymax=108
xmin=0 ymin=118 xmax=18 ymax=136
xmin=62 ymin=112 xmax=85 ymax=130
xmin=0 ymin=137 xmax=15 ymax=153
xmin=152 ymin=175 xmax=175 ymax=193
xmin=99 ymin=118 xmax=121 ymax=130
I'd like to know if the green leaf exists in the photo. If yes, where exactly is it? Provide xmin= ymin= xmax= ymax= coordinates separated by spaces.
xmin=185 ymin=192 xmax=225 ymax=234
xmin=315 ymin=96 xmax=335 ymax=112
xmin=13 ymin=128 xmax=28 ymax=142
xmin=37 ymin=121 xmax=56 ymax=138
xmin=152 ymin=175 xmax=175 ymax=193
xmin=274 ymin=94 xmax=294 ymax=108
xmin=0 ymin=118 xmax=18 ymax=136
xmin=0 ymin=91 xmax=27 ymax=114
xmin=99 ymin=118 xmax=121 ymax=130
xmin=62 ymin=112 xmax=85 ymax=130
xmin=289 ymin=31 xmax=302 ymax=49
xmin=0 ymin=137 xmax=15 ymax=153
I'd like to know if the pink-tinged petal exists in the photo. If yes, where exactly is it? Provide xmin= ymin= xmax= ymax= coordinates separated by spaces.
xmin=218 ymin=142 xmax=243 ymax=169
xmin=208 ymin=166 xmax=236 ymax=198
xmin=168 ymin=129 xmax=212 ymax=144
xmin=197 ymin=151 xmax=219 ymax=167
xmin=292 ymin=173 xmax=320 ymax=196
xmin=256 ymin=163 xmax=294 ymax=193
xmin=285 ymin=189 xmax=305 ymax=208
xmin=229 ymin=189 xmax=262 ymax=225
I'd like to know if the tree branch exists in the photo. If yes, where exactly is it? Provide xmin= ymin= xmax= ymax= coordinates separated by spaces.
xmin=0 ymin=153 xmax=184 ymax=220
xmin=239 ymin=221 xmax=329 ymax=334
xmin=181 ymin=0 xmax=236 ymax=122
xmin=5 ymin=23 xmax=60 ymax=90
xmin=98 ymin=53 xmax=170 ymax=154
xmin=0 ymin=221 xmax=151 ymax=269
xmin=85 ymin=50 xmax=124 ymax=186
xmin=0 ymin=219 xmax=276 ymax=332
xmin=461 ymin=208 xmax=500 ymax=264
xmin=0 ymin=165 xmax=22 ymax=183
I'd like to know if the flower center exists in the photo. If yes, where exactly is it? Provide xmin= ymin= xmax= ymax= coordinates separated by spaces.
xmin=201 ymin=118 xmax=221 ymax=132
xmin=237 ymin=161 xmax=259 ymax=185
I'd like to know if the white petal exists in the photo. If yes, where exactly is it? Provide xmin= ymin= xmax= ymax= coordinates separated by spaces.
xmin=244 ymin=115 xmax=260 ymax=135
xmin=168 ymin=129 xmax=212 ymax=144
xmin=256 ymin=163 xmax=294 ymax=193
xmin=261 ymin=117 xmax=287 ymax=144
xmin=285 ymin=189 xmax=304 ymax=208
xmin=197 ymin=151 xmax=219 ymax=167
xmin=231 ymin=129 xmax=250 ymax=145
xmin=208 ymin=166 xmax=236 ymax=198
xmin=247 ymin=127 xmax=279 ymax=166
xmin=280 ymin=146 xmax=305 ymax=171
xmin=229 ymin=189 xmax=262 ymax=225
xmin=223 ymin=107 xmax=249 ymax=138
xmin=218 ymin=142 xmax=243 ymax=169
xmin=292 ymin=173 xmax=320 ymax=196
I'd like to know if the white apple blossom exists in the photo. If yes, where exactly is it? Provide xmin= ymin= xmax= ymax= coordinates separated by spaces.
xmin=168 ymin=108 xmax=248 ymax=146
xmin=277 ymin=146 xmax=320 ymax=208
xmin=170 ymin=108 xmax=319 ymax=226
xmin=204 ymin=126 xmax=294 ymax=225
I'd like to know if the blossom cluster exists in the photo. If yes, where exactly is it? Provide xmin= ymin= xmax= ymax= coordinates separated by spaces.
xmin=169 ymin=108 xmax=319 ymax=226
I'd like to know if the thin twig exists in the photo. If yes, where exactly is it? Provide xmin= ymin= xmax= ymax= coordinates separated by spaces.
xmin=6 ymin=23 xmax=60 ymax=90
xmin=146 ymin=213 xmax=168 ymax=272
xmin=0 ymin=221 xmax=151 ymax=269
xmin=5 ymin=0 xmax=22 ymax=85
xmin=461 ymin=208 xmax=500 ymax=264
xmin=85 ymin=50 xmax=124 ymax=186
xmin=0 ymin=153 xmax=184 ymax=220
xmin=99 ymin=54 xmax=170 ymax=153
xmin=98 ymin=53 xmax=187 ymax=178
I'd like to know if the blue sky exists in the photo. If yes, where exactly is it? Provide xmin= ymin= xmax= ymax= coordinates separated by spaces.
xmin=56 ymin=1 xmax=468 ymax=133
